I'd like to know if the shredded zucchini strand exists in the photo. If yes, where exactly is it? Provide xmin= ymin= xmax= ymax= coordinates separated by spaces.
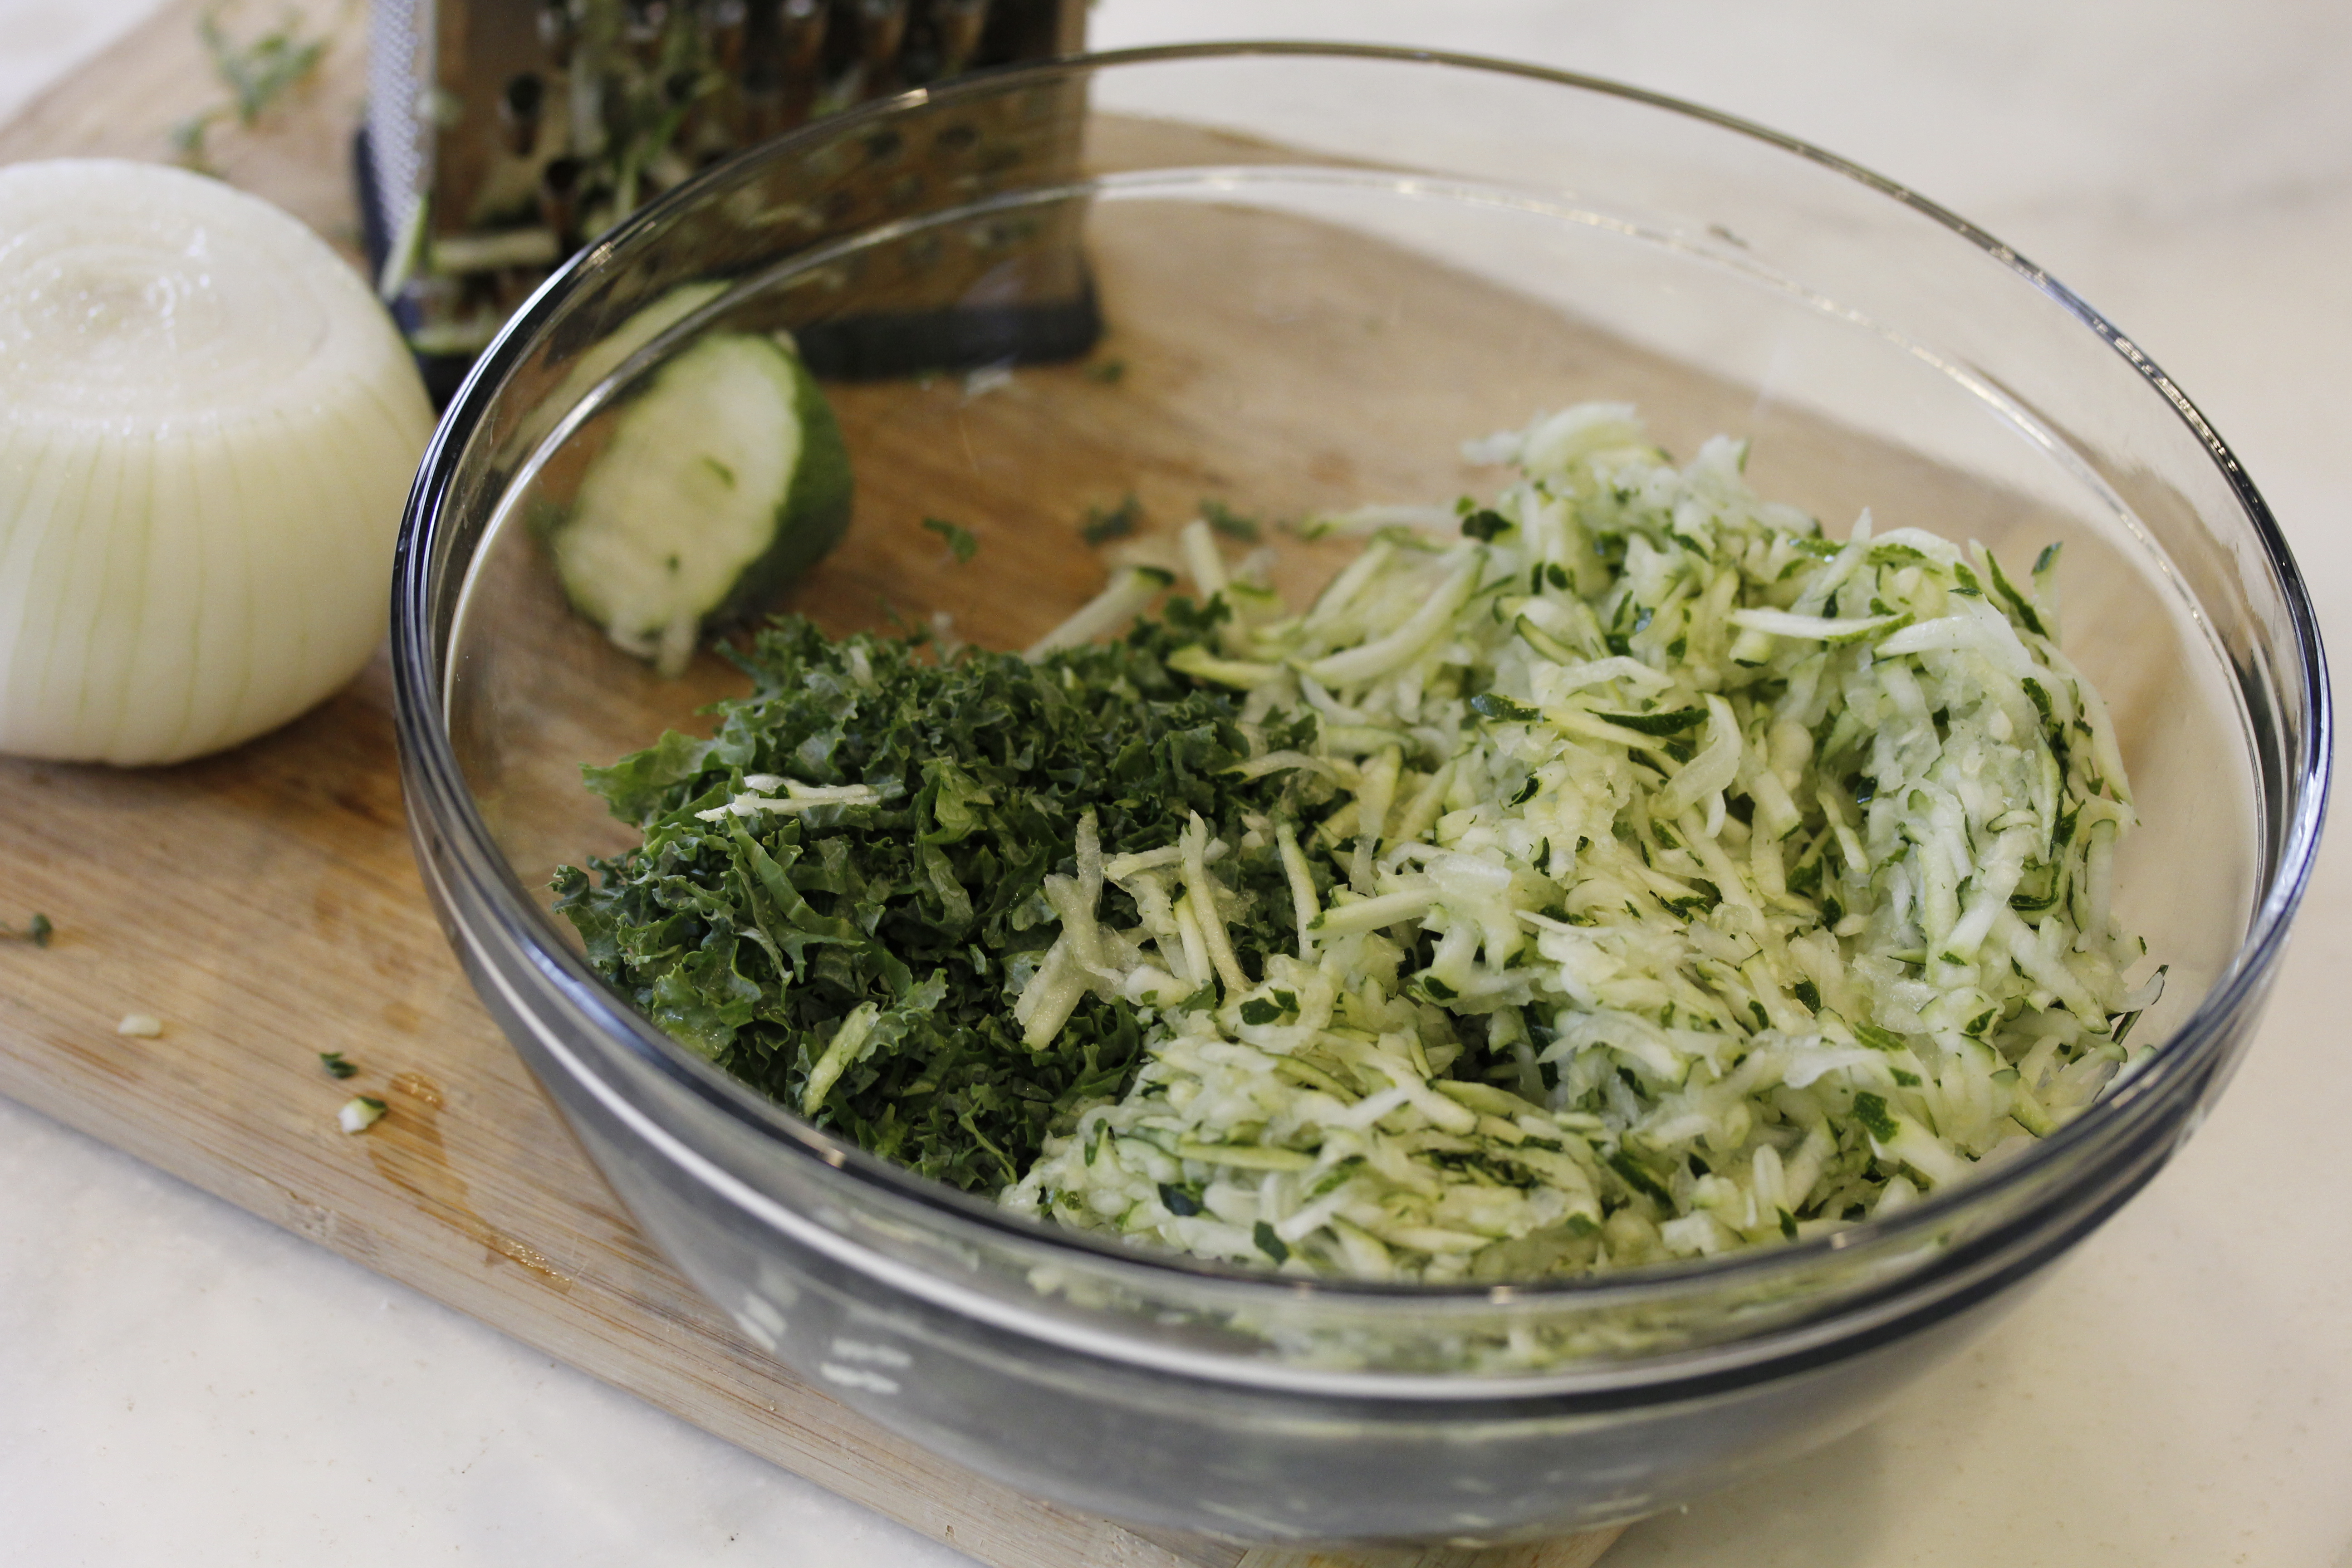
xmin=1001 ymin=404 xmax=2156 ymax=1284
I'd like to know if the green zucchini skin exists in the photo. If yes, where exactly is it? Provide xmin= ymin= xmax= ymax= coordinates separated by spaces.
xmin=710 ymin=345 xmax=853 ymax=630
xmin=550 ymin=330 xmax=853 ymax=673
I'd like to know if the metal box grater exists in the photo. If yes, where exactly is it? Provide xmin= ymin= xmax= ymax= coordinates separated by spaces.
xmin=360 ymin=0 xmax=1091 ymax=400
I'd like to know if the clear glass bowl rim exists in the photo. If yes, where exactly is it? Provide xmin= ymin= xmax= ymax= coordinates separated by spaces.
xmin=394 ymin=40 xmax=2333 ymax=1315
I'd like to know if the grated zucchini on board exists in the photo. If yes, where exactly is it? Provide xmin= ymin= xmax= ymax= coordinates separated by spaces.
xmin=998 ymin=404 xmax=2159 ymax=1282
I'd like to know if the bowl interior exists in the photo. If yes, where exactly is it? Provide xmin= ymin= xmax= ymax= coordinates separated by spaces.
xmin=446 ymin=125 xmax=2259 ymax=1085
xmin=395 ymin=50 xmax=2335 ymax=1378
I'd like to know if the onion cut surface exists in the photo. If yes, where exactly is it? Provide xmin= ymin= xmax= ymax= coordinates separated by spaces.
xmin=0 ymin=159 xmax=433 ymax=764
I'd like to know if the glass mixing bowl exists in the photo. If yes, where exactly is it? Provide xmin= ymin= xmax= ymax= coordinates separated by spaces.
xmin=391 ymin=44 xmax=2328 ymax=1548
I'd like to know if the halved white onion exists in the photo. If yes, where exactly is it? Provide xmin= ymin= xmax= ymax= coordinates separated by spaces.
xmin=0 ymin=159 xmax=434 ymax=765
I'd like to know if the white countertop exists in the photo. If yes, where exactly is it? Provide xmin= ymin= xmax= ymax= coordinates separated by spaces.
xmin=5 ymin=2 xmax=2349 ymax=1563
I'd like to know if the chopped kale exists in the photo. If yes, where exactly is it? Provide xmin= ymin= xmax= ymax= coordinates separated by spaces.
xmin=1199 ymin=498 xmax=1261 ymax=542
xmin=554 ymin=615 xmax=1323 ymax=1192
xmin=1 ymin=912 xmax=51 ymax=947
xmin=172 ymin=8 xmax=330 ymax=171
xmin=921 ymin=516 xmax=978 ymax=562
xmin=1079 ymin=493 xmax=1142 ymax=546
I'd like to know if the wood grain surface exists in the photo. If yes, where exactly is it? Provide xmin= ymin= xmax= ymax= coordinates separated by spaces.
xmin=0 ymin=6 xmax=1647 ymax=1566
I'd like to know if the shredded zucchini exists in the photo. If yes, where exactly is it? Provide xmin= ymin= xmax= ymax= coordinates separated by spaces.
xmin=1000 ymin=403 xmax=2159 ymax=1282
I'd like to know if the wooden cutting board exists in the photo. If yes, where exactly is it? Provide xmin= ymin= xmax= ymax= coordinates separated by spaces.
xmin=0 ymin=6 xmax=1631 ymax=1566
